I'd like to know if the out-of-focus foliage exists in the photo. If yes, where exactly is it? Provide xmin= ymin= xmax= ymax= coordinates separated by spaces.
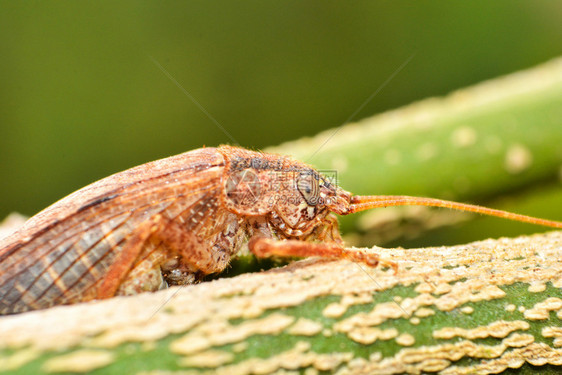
xmin=1 ymin=1 xmax=561 ymax=220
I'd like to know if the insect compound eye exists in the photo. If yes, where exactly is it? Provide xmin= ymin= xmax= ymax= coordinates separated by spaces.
xmin=296 ymin=172 xmax=320 ymax=206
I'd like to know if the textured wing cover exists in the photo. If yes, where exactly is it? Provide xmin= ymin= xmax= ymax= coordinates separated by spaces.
xmin=0 ymin=148 xmax=225 ymax=314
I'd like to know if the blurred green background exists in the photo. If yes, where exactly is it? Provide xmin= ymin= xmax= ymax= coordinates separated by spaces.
xmin=1 ymin=1 xmax=561 ymax=226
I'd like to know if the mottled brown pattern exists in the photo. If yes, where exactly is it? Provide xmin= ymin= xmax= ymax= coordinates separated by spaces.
xmin=0 ymin=148 xmax=225 ymax=314
xmin=2 ymin=146 xmax=561 ymax=315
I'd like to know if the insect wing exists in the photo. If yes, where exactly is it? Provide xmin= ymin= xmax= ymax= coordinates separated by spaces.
xmin=0 ymin=148 xmax=224 ymax=314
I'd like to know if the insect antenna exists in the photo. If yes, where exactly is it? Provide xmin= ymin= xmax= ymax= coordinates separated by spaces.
xmin=347 ymin=195 xmax=562 ymax=229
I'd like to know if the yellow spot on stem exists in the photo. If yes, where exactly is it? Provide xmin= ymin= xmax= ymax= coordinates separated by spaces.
xmin=232 ymin=342 xmax=249 ymax=353
xmin=503 ymin=333 xmax=534 ymax=347
xmin=528 ymin=282 xmax=547 ymax=293
xmin=396 ymin=333 xmax=416 ymax=346
xmin=288 ymin=318 xmax=323 ymax=336
xmin=433 ymin=320 xmax=530 ymax=340
xmin=179 ymin=350 xmax=234 ymax=368
xmin=322 ymin=303 xmax=347 ymax=318
xmin=504 ymin=144 xmax=533 ymax=174
xmin=42 ymin=350 xmax=114 ymax=373
xmin=346 ymin=327 xmax=398 ymax=345
xmin=451 ymin=126 xmax=477 ymax=148
xmin=0 ymin=348 xmax=40 ymax=372
xmin=542 ymin=326 xmax=562 ymax=347
xmin=460 ymin=306 xmax=474 ymax=314
xmin=170 ymin=313 xmax=294 ymax=355
xmin=415 ymin=307 xmax=435 ymax=318
xmin=524 ymin=297 xmax=562 ymax=320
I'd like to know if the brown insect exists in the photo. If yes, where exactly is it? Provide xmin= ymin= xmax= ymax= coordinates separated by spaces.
xmin=1 ymin=146 xmax=561 ymax=315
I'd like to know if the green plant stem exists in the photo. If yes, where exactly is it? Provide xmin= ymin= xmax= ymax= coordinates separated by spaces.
xmin=268 ymin=58 xmax=562 ymax=245
xmin=1 ymin=232 xmax=561 ymax=375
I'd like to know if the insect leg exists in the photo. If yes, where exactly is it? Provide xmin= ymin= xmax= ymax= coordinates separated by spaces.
xmin=96 ymin=215 xmax=165 ymax=299
xmin=97 ymin=212 xmax=233 ymax=299
xmin=306 ymin=214 xmax=345 ymax=245
xmin=248 ymin=237 xmax=398 ymax=273
xmin=151 ymin=216 xmax=231 ymax=275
